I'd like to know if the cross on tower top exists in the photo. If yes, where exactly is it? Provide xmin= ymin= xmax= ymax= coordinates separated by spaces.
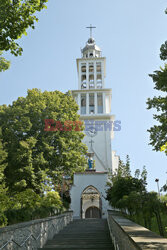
xmin=89 ymin=139 xmax=94 ymax=150
xmin=86 ymin=24 xmax=96 ymax=38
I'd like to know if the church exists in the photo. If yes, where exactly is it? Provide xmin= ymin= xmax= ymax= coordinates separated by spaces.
xmin=70 ymin=26 xmax=119 ymax=219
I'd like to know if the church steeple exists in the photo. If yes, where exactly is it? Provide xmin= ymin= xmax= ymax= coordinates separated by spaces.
xmin=70 ymin=28 xmax=119 ymax=219
xmin=77 ymin=28 xmax=106 ymax=91
xmin=72 ymin=27 xmax=114 ymax=171
xmin=82 ymin=25 xmax=101 ymax=58
xmin=82 ymin=37 xmax=102 ymax=59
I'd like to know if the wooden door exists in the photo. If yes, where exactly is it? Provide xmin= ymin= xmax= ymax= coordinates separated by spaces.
xmin=85 ymin=206 xmax=101 ymax=218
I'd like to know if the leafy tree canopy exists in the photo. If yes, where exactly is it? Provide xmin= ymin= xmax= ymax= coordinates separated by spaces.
xmin=0 ymin=89 xmax=87 ymax=195
xmin=106 ymin=158 xmax=165 ymax=236
xmin=147 ymin=9 xmax=167 ymax=154
xmin=0 ymin=0 xmax=48 ymax=55
xmin=107 ymin=156 xmax=147 ymax=209
xmin=0 ymin=0 xmax=48 ymax=72
xmin=0 ymin=52 xmax=10 ymax=72
xmin=147 ymin=64 xmax=167 ymax=153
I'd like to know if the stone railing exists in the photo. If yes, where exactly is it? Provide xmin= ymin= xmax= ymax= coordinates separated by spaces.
xmin=0 ymin=211 xmax=73 ymax=250
xmin=107 ymin=210 xmax=167 ymax=250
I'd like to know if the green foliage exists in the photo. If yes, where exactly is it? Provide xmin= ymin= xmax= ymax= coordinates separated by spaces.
xmin=0 ymin=128 xmax=7 ymax=185
xmin=160 ymin=41 xmax=167 ymax=60
xmin=114 ymin=155 xmax=131 ymax=178
xmin=107 ymin=175 xmax=146 ymax=211
xmin=0 ymin=89 xmax=87 ymax=227
xmin=147 ymin=9 xmax=167 ymax=154
xmin=11 ymin=189 xmax=41 ymax=209
xmin=106 ymin=158 xmax=165 ymax=236
xmin=160 ymin=143 xmax=167 ymax=154
xmin=0 ymin=51 xmax=10 ymax=72
xmin=4 ymin=191 xmax=62 ymax=225
xmin=0 ymin=89 xmax=87 ymax=195
xmin=42 ymin=191 xmax=62 ymax=209
xmin=147 ymin=65 xmax=167 ymax=153
xmin=0 ymin=0 xmax=47 ymax=72
xmin=160 ymin=194 xmax=167 ymax=203
xmin=0 ymin=0 xmax=48 ymax=56
xmin=0 ymin=128 xmax=8 ymax=226
xmin=107 ymin=158 xmax=147 ymax=211
xmin=161 ymin=184 xmax=167 ymax=192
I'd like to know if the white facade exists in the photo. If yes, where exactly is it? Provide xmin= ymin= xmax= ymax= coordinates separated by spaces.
xmin=70 ymin=35 xmax=119 ymax=219
xmin=70 ymin=172 xmax=109 ymax=219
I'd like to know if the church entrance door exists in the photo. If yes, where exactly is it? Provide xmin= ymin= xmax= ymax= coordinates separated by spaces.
xmin=81 ymin=186 xmax=102 ymax=219
xmin=85 ymin=206 xmax=101 ymax=218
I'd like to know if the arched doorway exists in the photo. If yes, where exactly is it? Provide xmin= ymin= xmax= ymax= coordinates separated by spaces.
xmin=81 ymin=186 xmax=102 ymax=219
xmin=85 ymin=206 xmax=101 ymax=218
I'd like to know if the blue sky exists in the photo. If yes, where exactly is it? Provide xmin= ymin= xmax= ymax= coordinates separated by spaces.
xmin=0 ymin=0 xmax=167 ymax=192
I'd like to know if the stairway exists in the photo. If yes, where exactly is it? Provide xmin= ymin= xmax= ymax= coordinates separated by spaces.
xmin=39 ymin=219 xmax=114 ymax=250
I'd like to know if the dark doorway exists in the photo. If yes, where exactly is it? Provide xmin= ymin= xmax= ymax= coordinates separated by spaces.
xmin=85 ymin=206 xmax=101 ymax=218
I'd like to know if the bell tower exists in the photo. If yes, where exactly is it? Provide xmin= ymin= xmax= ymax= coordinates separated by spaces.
xmin=71 ymin=26 xmax=118 ymax=173
xmin=70 ymin=26 xmax=119 ymax=219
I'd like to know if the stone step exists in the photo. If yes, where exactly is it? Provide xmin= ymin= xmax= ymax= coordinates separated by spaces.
xmin=46 ymin=241 xmax=112 ymax=245
xmin=41 ymin=246 xmax=113 ymax=250
xmin=39 ymin=219 xmax=114 ymax=250
xmin=41 ymin=248 xmax=113 ymax=250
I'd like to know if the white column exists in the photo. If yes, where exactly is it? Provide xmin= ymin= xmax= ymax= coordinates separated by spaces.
xmin=86 ymin=92 xmax=89 ymax=115
xmin=86 ymin=62 xmax=89 ymax=90
xmin=94 ymin=61 xmax=97 ymax=89
xmin=78 ymin=93 xmax=81 ymax=115
xmin=95 ymin=92 xmax=97 ymax=114
xmin=103 ymin=93 xmax=106 ymax=114
xmin=78 ymin=62 xmax=81 ymax=90
xmin=102 ymin=61 xmax=105 ymax=88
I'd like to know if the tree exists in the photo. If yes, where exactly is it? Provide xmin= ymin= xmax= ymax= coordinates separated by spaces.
xmin=0 ymin=52 xmax=10 ymax=72
xmin=106 ymin=160 xmax=165 ymax=236
xmin=106 ymin=158 xmax=147 ymax=211
xmin=160 ymin=142 xmax=167 ymax=154
xmin=114 ymin=155 xmax=131 ymax=178
xmin=0 ymin=0 xmax=48 ymax=71
xmin=0 ymin=0 xmax=48 ymax=55
xmin=106 ymin=175 xmax=146 ymax=211
xmin=0 ymin=128 xmax=7 ymax=189
xmin=0 ymin=128 xmax=8 ymax=226
xmin=147 ymin=65 xmax=167 ymax=153
xmin=147 ymin=9 xmax=167 ymax=154
xmin=0 ymin=89 xmax=87 ymax=195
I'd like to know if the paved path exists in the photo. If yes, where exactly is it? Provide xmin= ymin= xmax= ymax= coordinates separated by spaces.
xmin=39 ymin=219 xmax=114 ymax=250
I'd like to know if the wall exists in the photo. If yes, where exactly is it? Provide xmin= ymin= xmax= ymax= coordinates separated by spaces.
xmin=70 ymin=172 xmax=110 ymax=219
xmin=82 ymin=119 xmax=114 ymax=172
xmin=112 ymin=151 xmax=119 ymax=173
xmin=107 ymin=210 xmax=167 ymax=250
xmin=0 ymin=211 xmax=73 ymax=250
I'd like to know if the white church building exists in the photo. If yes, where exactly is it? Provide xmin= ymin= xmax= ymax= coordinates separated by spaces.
xmin=70 ymin=26 xmax=119 ymax=219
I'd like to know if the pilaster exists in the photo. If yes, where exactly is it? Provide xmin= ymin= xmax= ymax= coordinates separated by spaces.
xmin=86 ymin=93 xmax=89 ymax=114
xmin=78 ymin=93 xmax=81 ymax=115
xmin=95 ymin=92 xmax=97 ymax=114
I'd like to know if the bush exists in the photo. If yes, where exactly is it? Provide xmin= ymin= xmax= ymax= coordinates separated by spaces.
xmin=0 ymin=213 xmax=8 ymax=227
xmin=3 ymin=190 xmax=63 ymax=225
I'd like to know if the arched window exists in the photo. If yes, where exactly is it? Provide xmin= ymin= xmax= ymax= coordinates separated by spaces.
xmin=81 ymin=94 xmax=86 ymax=114
xmin=97 ymin=93 xmax=103 ymax=114
xmin=97 ymin=74 xmax=102 ymax=88
xmin=81 ymin=75 xmax=86 ymax=89
xmin=89 ymin=93 xmax=94 ymax=114
xmin=96 ymin=62 xmax=101 ymax=73
xmin=89 ymin=63 xmax=94 ymax=73
xmin=89 ymin=75 xmax=94 ymax=89
xmin=81 ymin=64 xmax=86 ymax=73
